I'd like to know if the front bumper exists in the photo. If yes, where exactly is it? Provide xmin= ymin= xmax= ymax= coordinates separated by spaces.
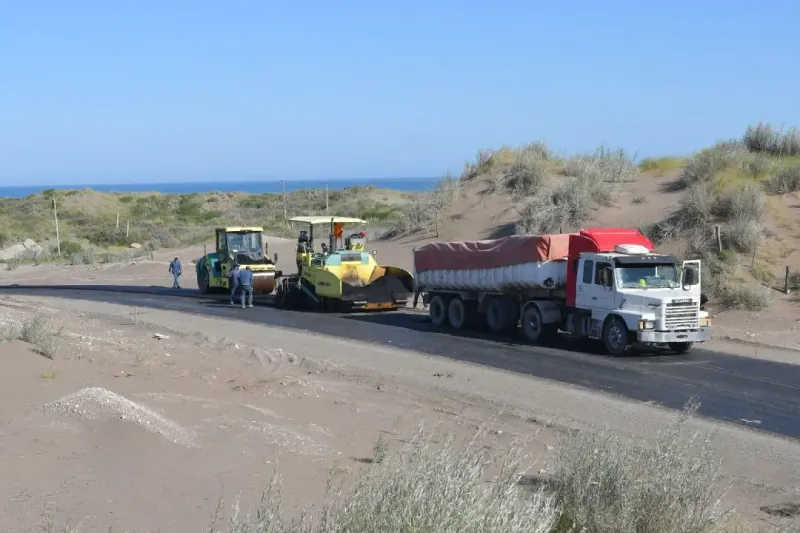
xmin=637 ymin=327 xmax=712 ymax=344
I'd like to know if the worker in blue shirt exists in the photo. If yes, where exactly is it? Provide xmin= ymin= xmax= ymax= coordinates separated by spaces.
xmin=168 ymin=257 xmax=182 ymax=289
xmin=237 ymin=266 xmax=254 ymax=308
xmin=228 ymin=263 xmax=241 ymax=305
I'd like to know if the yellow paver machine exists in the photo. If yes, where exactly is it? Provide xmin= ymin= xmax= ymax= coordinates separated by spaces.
xmin=196 ymin=226 xmax=281 ymax=295
xmin=274 ymin=216 xmax=414 ymax=311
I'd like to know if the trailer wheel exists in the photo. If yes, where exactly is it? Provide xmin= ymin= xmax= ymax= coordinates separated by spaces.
xmin=486 ymin=298 xmax=518 ymax=334
xmin=602 ymin=315 xmax=630 ymax=356
xmin=429 ymin=295 xmax=449 ymax=327
xmin=447 ymin=297 xmax=476 ymax=329
xmin=521 ymin=305 xmax=558 ymax=344
xmin=668 ymin=342 xmax=693 ymax=354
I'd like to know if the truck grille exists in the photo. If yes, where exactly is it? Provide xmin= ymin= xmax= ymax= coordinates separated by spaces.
xmin=664 ymin=301 xmax=698 ymax=329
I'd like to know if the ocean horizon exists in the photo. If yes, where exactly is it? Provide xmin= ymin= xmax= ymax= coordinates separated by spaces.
xmin=0 ymin=177 xmax=440 ymax=199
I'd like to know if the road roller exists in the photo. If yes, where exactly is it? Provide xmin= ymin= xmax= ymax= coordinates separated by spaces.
xmin=196 ymin=226 xmax=281 ymax=295
xmin=274 ymin=216 xmax=413 ymax=312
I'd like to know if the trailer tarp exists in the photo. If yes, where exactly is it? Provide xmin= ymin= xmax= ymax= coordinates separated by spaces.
xmin=414 ymin=234 xmax=572 ymax=273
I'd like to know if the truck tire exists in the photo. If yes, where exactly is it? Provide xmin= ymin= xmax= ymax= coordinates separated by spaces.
xmin=486 ymin=298 xmax=518 ymax=334
xmin=429 ymin=295 xmax=449 ymax=327
xmin=668 ymin=342 xmax=693 ymax=354
xmin=198 ymin=267 xmax=210 ymax=294
xmin=447 ymin=297 xmax=476 ymax=330
xmin=521 ymin=305 xmax=558 ymax=344
xmin=602 ymin=315 xmax=630 ymax=356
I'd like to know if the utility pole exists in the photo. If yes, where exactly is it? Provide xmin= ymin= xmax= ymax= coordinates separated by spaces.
xmin=116 ymin=212 xmax=120 ymax=230
xmin=326 ymin=184 xmax=329 ymax=213
xmin=52 ymin=195 xmax=61 ymax=256
xmin=126 ymin=220 xmax=130 ymax=238
xmin=281 ymin=180 xmax=287 ymax=220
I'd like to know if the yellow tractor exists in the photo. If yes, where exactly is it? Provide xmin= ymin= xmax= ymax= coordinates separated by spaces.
xmin=274 ymin=216 xmax=414 ymax=311
xmin=196 ymin=226 xmax=281 ymax=295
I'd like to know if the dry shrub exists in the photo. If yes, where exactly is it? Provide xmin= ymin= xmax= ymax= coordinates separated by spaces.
xmin=553 ymin=399 xmax=730 ymax=533
xmin=19 ymin=314 xmax=62 ymax=359
xmin=718 ymin=281 xmax=772 ymax=311
xmin=743 ymin=122 xmax=800 ymax=156
xmin=212 ymin=424 xmax=561 ymax=533
xmin=678 ymin=142 xmax=746 ymax=189
xmin=562 ymin=146 xmax=638 ymax=184
xmin=762 ymin=165 xmax=800 ymax=194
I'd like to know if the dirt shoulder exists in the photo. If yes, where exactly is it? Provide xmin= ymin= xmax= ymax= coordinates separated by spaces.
xmin=0 ymin=293 xmax=797 ymax=531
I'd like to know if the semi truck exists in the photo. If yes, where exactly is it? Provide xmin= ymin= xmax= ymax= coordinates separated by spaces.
xmin=412 ymin=227 xmax=711 ymax=356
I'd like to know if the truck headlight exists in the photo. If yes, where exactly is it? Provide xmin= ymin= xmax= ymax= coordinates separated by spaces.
xmin=638 ymin=320 xmax=655 ymax=330
xmin=699 ymin=317 xmax=711 ymax=327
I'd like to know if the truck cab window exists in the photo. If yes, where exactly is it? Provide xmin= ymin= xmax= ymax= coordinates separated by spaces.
xmin=594 ymin=262 xmax=611 ymax=285
xmin=582 ymin=260 xmax=594 ymax=284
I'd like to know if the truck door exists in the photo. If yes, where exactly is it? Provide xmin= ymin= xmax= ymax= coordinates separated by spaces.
xmin=592 ymin=261 xmax=615 ymax=310
xmin=576 ymin=257 xmax=614 ymax=311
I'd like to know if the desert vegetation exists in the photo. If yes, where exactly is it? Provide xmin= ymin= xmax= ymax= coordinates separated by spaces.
xmin=41 ymin=401 xmax=797 ymax=532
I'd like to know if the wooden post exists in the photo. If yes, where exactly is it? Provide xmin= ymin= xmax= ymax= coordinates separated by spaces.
xmin=52 ymin=195 xmax=61 ymax=256
xmin=281 ymin=180 xmax=287 ymax=220
xmin=126 ymin=220 xmax=130 ymax=238
xmin=751 ymin=245 xmax=757 ymax=269
xmin=714 ymin=224 xmax=722 ymax=252
xmin=326 ymin=184 xmax=329 ymax=213
xmin=116 ymin=212 xmax=120 ymax=230
xmin=785 ymin=266 xmax=791 ymax=294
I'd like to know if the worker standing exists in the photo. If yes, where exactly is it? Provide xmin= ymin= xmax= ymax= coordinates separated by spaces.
xmin=168 ymin=257 xmax=182 ymax=289
xmin=228 ymin=263 xmax=241 ymax=305
xmin=238 ymin=266 xmax=254 ymax=309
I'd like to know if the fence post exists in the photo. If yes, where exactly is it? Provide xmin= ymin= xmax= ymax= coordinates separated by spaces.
xmin=785 ymin=266 xmax=791 ymax=294
xmin=714 ymin=225 xmax=722 ymax=252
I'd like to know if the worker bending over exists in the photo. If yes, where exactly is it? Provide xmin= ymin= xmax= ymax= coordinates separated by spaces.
xmin=228 ymin=263 xmax=241 ymax=305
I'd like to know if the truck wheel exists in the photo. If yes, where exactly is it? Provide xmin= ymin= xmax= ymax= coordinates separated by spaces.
xmin=668 ymin=342 xmax=693 ymax=354
xmin=198 ymin=268 xmax=210 ymax=294
xmin=447 ymin=297 xmax=476 ymax=329
xmin=429 ymin=295 xmax=449 ymax=327
xmin=522 ymin=305 xmax=558 ymax=344
xmin=602 ymin=315 xmax=630 ymax=356
xmin=486 ymin=298 xmax=518 ymax=334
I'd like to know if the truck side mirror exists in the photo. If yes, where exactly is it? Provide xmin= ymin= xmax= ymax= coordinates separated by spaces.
xmin=371 ymin=250 xmax=377 ymax=256
xmin=683 ymin=266 xmax=698 ymax=287
xmin=273 ymin=252 xmax=279 ymax=263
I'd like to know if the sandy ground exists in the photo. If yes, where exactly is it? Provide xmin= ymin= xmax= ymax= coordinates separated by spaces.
xmin=1 ymin=284 xmax=800 ymax=531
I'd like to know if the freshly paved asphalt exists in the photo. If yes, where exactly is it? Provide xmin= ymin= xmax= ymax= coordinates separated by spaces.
xmin=2 ymin=283 xmax=799 ymax=440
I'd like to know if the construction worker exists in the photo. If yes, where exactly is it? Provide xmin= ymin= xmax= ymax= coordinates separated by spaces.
xmin=238 ymin=266 xmax=254 ymax=309
xmin=168 ymin=257 xmax=182 ymax=289
xmin=228 ymin=263 xmax=241 ymax=305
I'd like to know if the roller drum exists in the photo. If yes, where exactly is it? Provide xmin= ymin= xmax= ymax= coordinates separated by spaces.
xmin=252 ymin=271 xmax=277 ymax=294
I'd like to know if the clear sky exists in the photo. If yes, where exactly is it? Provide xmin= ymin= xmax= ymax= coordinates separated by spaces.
xmin=1 ymin=1 xmax=798 ymax=185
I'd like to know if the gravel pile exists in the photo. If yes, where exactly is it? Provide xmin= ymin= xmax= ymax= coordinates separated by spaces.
xmin=40 ymin=387 xmax=196 ymax=446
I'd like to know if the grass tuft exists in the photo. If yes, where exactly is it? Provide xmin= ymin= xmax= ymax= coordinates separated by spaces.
xmin=638 ymin=156 xmax=686 ymax=174
xmin=19 ymin=314 xmax=63 ymax=359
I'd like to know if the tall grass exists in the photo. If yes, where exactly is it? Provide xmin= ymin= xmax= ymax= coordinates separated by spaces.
xmin=553 ymin=399 xmax=729 ymax=533
xmin=743 ymin=122 xmax=800 ymax=157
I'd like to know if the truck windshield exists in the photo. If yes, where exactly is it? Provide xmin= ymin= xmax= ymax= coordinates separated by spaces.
xmin=226 ymin=232 xmax=263 ymax=254
xmin=616 ymin=264 xmax=679 ymax=289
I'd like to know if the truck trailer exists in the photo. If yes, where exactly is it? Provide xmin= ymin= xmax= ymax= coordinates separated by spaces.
xmin=412 ymin=227 xmax=711 ymax=356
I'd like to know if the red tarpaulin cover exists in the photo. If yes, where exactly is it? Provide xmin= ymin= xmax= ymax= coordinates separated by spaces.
xmin=414 ymin=234 xmax=572 ymax=273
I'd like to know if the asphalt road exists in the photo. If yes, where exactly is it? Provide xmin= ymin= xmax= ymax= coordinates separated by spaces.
xmin=2 ymin=283 xmax=800 ymax=440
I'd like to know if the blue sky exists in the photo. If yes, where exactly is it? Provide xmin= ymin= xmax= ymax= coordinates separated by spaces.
xmin=1 ymin=1 xmax=798 ymax=185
